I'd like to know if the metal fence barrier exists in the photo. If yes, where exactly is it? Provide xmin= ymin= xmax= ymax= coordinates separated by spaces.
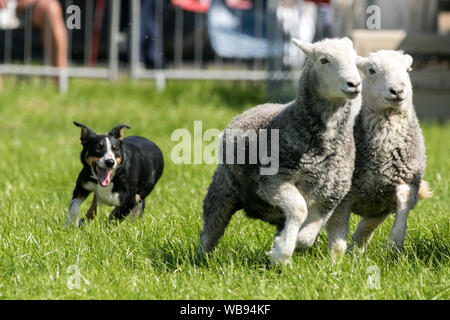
xmin=132 ymin=0 xmax=271 ymax=82
xmin=0 ymin=0 xmax=316 ymax=92
xmin=1 ymin=0 xmax=445 ymax=94
xmin=128 ymin=0 xmax=323 ymax=92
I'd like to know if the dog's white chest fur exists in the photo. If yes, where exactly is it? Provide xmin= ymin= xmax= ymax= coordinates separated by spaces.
xmin=83 ymin=181 xmax=121 ymax=207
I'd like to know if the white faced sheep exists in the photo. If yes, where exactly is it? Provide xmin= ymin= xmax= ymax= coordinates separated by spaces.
xmin=327 ymin=50 xmax=431 ymax=255
xmin=198 ymin=38 xmax=362 ymax=264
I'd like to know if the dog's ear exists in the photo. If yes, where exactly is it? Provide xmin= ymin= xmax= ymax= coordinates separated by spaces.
xmin=108 ymin=124 xmax=131 ymax=141
xmin=74 ymin=121 xmax=96 ymax=144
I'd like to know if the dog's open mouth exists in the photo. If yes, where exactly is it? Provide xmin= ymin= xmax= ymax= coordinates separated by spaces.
xmin=94 ymin=163 xmax=112 ymax=187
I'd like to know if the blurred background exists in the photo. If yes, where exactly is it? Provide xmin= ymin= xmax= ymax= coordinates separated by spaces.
xmin=0 ymin=0 xmax=449 ymax=118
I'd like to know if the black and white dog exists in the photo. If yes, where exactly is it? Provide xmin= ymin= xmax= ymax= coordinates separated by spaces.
xmin=67 ymin=122 xmax=164 ymax=226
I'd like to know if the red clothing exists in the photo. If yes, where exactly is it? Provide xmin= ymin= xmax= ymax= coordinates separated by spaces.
xmin=305 ymin=0 xmax=330 ymax=4
xmin=171 ymin=0 xmax=210 ymax=13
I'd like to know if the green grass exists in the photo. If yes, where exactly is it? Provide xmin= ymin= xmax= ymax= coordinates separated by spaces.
xmin=0 ymin=78 xmax=448 ymax=300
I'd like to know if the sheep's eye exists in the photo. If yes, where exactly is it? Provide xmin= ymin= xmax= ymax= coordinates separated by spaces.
xmin=320 ymin=58 xmax=329 ymax=64
xmin=368 ymin=68 xmax=376 ymax=75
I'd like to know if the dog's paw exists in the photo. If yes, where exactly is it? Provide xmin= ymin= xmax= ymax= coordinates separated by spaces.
xmin=77 ymin=218 xmax=86 ymax=227
xmin=65 ymin=217 xmax=79 ymax=228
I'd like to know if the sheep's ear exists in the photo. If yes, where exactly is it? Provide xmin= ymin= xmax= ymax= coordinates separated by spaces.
xmin=404 ymin=53 xmax=413 ymax=72
xmin=341 ymin=37 xmax=353 ymax=46
xmin=292 ymin=38 xmax=314 ymax=58
xmin=74 ymin=121 xmax=96 ymax=145
xmin=109 ymin=124 xmax=131 ymax=141
xmin=356 ymin=56 xmax=368 ymax=71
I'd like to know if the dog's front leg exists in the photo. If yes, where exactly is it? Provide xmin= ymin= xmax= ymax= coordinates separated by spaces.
xmin=67 ymin=185 xmax=90 ymax=227
xmin=78 ymin=194 xmax=98 ymax=226
xmin=108 ymin=193 xmax=137 ymax=222
xmin=85 ymin=194 xmax=98 ymax=220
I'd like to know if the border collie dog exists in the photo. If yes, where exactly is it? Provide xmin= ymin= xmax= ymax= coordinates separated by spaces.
xmin=66 ymin=122 xmax=164 ymax=226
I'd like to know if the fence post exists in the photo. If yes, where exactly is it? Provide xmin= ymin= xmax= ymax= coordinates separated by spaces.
xmin=24 ymin=6 xmax=32 ymax=65
xmin=109 ymin=0 xmax=121 ymax=82
xmin=267 ymin=0 xmax=282 ymax=100
xmin=59 ymin=67 xmax=69 ymax=93
xmin=130 ymin=0 xmax=141 ymax=81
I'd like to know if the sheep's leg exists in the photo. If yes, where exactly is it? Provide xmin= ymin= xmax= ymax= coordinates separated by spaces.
xmin=295 ymin=207 xmax=331 ymax=250
xmin=326 ymin=202 xmax=351 ymax=256
xmin=198 ymin=168 xmax=239 ymax=253
xmin=350 ymin=215 xmax=388 ymax=251
xmin=386 ymin=184 xmax=417 ymax=251
xmin=259 ymin=180 xmax=307 ymax=265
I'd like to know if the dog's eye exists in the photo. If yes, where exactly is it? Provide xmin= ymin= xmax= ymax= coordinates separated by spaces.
xmin=368 ymin=68 xmax=376 ymax=75
xmin=99 ymin=142 xmax=104 ymax=147
xmin=320 ymin=57 xmax=329 ymax=64
xmin=112 ymin=145 xmax=117 ymax=150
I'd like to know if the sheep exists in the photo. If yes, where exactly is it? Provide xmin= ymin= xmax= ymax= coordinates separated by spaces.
xmin=326 ymin=50 xmax=431 ymax=255
xmin=198 ymin=38 xmax=362 ymax=264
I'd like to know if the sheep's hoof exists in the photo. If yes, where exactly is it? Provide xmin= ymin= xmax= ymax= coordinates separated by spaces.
xmin=348 ymin=242 xmax=366 ymax=255
xmin=384 ymin=240 xmax=403 ymax=253
xmin=328 ymin=241 xmax=347 ymax=255
xmin=266 ymin=250 xmax=292 ymax=266
xmin=194 ymin=252 xmax=205 ymax=265
xmin=78 ymin=218 xmax=86 ymax=227
xmin=194 ymin=244 xmax=212 ymax=265
xmin=329 ymin=246 xmax=346 ymax=263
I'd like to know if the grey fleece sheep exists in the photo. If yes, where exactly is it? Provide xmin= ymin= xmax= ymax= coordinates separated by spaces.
xmin=327 ymin=50 xmax=431 ymax=255
xmin=198 ymin=38 xmax=362 ymax=264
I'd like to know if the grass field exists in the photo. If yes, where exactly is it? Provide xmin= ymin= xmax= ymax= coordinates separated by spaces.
xmin=0 ymin=78 xmax=448 ymax=299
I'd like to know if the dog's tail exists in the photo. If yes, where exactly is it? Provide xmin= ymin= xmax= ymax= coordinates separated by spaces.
xmin=418 ymin=180 xmax=433 ymax=199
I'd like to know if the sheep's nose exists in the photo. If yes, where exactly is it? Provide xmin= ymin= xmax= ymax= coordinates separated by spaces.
xmin=389 ymin=87 xmax=404 ymax=97
xmin=347 ymin=81 xmax=361 ymax=88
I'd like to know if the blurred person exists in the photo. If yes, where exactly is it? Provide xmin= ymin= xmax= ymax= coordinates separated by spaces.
xmin=172 ymin=0 xmax=210 ymax=12
xmin=310 ymin=0 xmax=333 ymax=40
xmin=140 ymin=0 xmax=165 ymax=68
xmin=277 ymin=0 xmax=317 ymax=67
xmin=0 ymin=0 xmax=67 ymax=68
xmin=0 ymin=0 xmax=20 ymax=29
xmin=226 ymin=0 xmax=252 ymax=9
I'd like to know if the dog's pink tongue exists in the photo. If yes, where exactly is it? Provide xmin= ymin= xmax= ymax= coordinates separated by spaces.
xmin=98 ymin=168 xmax=112 ymax=187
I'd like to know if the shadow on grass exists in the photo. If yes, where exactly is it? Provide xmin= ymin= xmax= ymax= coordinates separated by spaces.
xmin=407 ymin=234 xmax=449 ymax=267
xmin=154 ymin=243 xmax=274 ymax=272
xmin=381 ymin=233 xmax=449 ymax=268
xmin=142 ymin=233 xmax=332 ymax=274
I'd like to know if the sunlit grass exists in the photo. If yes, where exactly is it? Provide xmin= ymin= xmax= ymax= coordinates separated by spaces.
xmin=0 ymin=78 xmax=448 ymax=299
